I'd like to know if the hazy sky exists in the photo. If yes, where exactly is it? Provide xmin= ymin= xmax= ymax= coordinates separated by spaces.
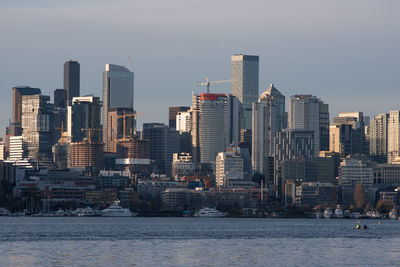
xmin=0 ymin=0 xmax=399 ymax=135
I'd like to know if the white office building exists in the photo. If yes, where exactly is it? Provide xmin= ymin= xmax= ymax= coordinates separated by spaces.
xmin=216 ymin=149 xmax=244 ymax=187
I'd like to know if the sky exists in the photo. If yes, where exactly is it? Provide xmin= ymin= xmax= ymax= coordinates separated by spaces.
xmin=0 ymin=0 xmax=399 ymax=136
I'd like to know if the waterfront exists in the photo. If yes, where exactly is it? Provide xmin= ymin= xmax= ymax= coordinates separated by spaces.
xmin=0 ymin=217 xmax=399 ymax=266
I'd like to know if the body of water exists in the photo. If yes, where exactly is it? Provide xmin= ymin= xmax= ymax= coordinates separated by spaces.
xmin=0 ymin=217 xmax=399 ymax=266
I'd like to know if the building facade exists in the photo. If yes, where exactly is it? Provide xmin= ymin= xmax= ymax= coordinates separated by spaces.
xmin=231 ymin=54 xmax=259 ymax=130
xmin=370 ymin=113 xmax=389 ymax=163
xmin=64 ymin=60 xmax=80 ymax=105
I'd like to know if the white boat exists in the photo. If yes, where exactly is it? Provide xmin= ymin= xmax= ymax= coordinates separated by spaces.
xmin=100 ymin=202 xmax=136 ymax=217
xmin=334 ymin=208 xmax=344 ymax=218
xmin=74 ymin=207 xmax=100 ymax=217
xmin=194 ymin=207 xmax=227 ymax=218
xmin=389 ymin=209 xmax=398 ymax=220
xmin=323 ymin=209 xmax=333 ymax=219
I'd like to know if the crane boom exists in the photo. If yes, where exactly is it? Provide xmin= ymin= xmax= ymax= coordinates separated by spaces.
xmin=195 ymin=77 xmax=232 ymax=93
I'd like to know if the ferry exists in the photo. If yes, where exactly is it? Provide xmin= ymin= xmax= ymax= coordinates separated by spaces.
xmin=100 ymin=201 xmax=136 ymax=217
xmin=194 ymin=207 xmax=227 ymax=218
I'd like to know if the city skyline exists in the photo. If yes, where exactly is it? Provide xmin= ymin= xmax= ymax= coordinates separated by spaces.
xmin=1 ymin=0 xmax=400 ymax=135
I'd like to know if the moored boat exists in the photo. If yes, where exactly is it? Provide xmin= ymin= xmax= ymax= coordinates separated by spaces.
xmin=194 ymin=207 xmax=227 ymax=218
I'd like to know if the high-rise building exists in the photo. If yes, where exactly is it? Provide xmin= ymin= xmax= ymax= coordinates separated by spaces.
xmin=12 ymin=86 xmax=41 ymax=123
xmin=231 ymin=54 xmax=259 ymax=130
xmin=176 ymin=111 xmax=192 ymax=133
xmin=102 ymin=64 xmax=134 ymax=152
xmin=274 ymin=129 xmax=314 ymax=198
xmin=388 ymin=110 xmax=400 ymax=163
xmin=169 ymin=106 xmax=190 ymax=129
xmin=21 ymin=94 xmax=54 ymax=165
xmin=289 ymin=94 xmax=329 ymax=155
xmin=215 ymin=148 xmax=244 ymax=188
xmin=142 ymin=123 xmax=180 ymax=176
xmin=252 ymin=84 xmax=286 ymax=174
xmin=68 ymin=142 xmax=104 ymax=174
xmin=64 ymin=60 xmax=80 ymax=104
xmin=370 ymin=113 xmax=389 ymax=163
xmin=329 ymin=123 xmax=353 ymax=157
xmin=8 ymin=136 xmax=24 ymax=161
xmin=54 ymin=89 xmax=67 ymax=108
xmin=191 ymin=93 xmax=241 ymax=163
xmin=333 ymin=112 xmax=367 ymax=156
xmin=67 ymin=96 xmax=102 ymax=143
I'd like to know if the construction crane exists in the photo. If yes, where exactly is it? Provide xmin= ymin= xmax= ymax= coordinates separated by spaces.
xmin=195 ymin=77 xmax=232 ymax=94
xmin=116 ymin=111 xmax=144 ymax=139
xmin=81 ymin=128 xmax=102 ymax=143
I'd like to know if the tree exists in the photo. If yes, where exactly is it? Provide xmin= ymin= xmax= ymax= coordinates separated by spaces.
xmin=354 ymin=183 xmax=366 ymax=209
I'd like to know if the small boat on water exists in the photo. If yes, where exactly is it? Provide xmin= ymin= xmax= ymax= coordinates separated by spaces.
xmin=0 ymin=208 xmax=11 ymax=216
xmin=100 ymin=201 xmax=136 ymax=217
xmin=334 ymin=207 xmax=344 ymax=218
xmin=194 ymin=207 xmax=227 ymax=218
xmin=323 ymin=209 xmax=333 ymax=219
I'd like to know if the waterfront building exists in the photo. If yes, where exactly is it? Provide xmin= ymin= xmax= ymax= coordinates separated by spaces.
xmin=294 ymin=182 xmax=338 ymax=207
xmin=12 ymin=86 xmax=41 ymax=124
xmin=373 ymin=163 xmax=400 ymax=188
xmin=369 ymin=113 xmax=389 ymax=163
xmin=21 ymin=94 xmax=54 ymax=166
xmin=142 ymin=123 xmax=180 ymax=176
xmin=102 ymin=64 xmax=134 ymax=152
xmin=64 ymin=60 xmax=80 ymax=105
xmin=215 ymin=148 xmax=244 ymax=188
xmin=169 ymin=106 xmax=190 ymax=129
xmin=191 ymin=93 xmax=241 ymax=163
xmin=252 ymin=84 xmax=286 ymax=174
xmin=289 ymin=94 xmax=329 ymax=155
xmin=231 ymin=54 xmax=259 ymax=130
xmin=67 ymin=96 xmax=102 ymax=143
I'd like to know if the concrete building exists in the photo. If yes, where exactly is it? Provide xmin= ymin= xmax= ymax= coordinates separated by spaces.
xmin=388 ymin=111 xmax=400 ymax=163
xmin=169 ymin=106 xmax=190 ymax=129
xmin=215 ymin=148 xmax=244 ymax=188
xmin=142 ymin=123 xmax=180 ymax=176
xmin=231 ymin=54 xmax=259 ymax=130
xmin=252 ymin=84 xmax=286 ymax=174
xmin=102 ymin=64 xmax=134 ymax=152
xmin=289 ymin=94 xmax=329 ymax=155
xmin=64 ymin=60 xmax=80 ymax=105
xmin=191 ymin=93 xmax=241 ymax=163
xmin=339 ymin=157 xmax=374 ymax=206
xmin=67 ymin=96 xmax=102 ymax=143
xmin=21 ymin=94 xmax=54 ymax=165
xmin=12 ymin=86 xmax=41 ymax=124
xmin=370 ymin=113 xmax=389 ymax=163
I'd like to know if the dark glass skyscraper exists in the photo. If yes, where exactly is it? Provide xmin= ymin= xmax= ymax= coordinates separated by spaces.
xmin=64 ymin=60 xmax=80 ymax=105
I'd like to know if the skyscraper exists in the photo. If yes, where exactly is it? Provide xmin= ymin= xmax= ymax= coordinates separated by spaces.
xmin=67 ymin=96 xmax=102 ymax=143
xmin=388 ymin=110 xmax=400 ymax=163
xmin=370 ymin=113 xmax=389 ymax=163
xmin=289 ymin=94 xmax=329 ymax=155
xmin=191 ymin=93 xmax=241 ymax=163
xmin=102 ymin=64 xmax=134 ymax=152
xmin=252 ymin=84 xmax=286 ymax=174
xmin=21 ymin=94 xmax=54 ymax=166
xmin=231 ymin=54 xmax=259 ymax=130
xmin=169 ymin=106 xmax=190 ymax=129
xmin=63 ymin=60 xmax=80 ymax=104
xmin=12 ymin=86 xmax=41 ymax=123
